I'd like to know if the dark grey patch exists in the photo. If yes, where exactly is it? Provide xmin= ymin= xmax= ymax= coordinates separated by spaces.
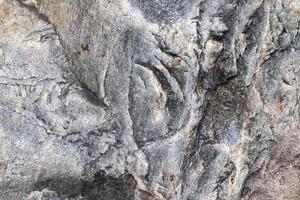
xmin=129 ymin=0 xmax=195 ymax=23
xmin=81 ymin=172 xmax=136 ymax=200
xmin=33 ymin=177 xmax=83 ymax=198
xmin=33 ymin=172 xmax=135 ymax=200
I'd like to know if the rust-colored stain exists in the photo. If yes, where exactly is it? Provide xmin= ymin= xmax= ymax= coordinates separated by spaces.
xmin=155 ymin=92 xmax=163 ymax=105
xmin=80 ymin=43 xmax=89 ymax=51
xmin=276 ymin=104 xmax=284 ymax=114
xmin=230 ymin=175 xmax=235 ymax=184
xmin=175 ymin=58 xmax=181 ymax=69
xmin=167 ymin=174 xmax=177 ymax=200
xmin=170 ymin=174 xmax=176 ymax=182
xmin=294 ymin=9 xmax=300 ymax=16
xmin=138 ymin=189 xmax=157 ymax=198
xmin=131 ymin=178 xmax=138 ymax=188
xmin=276 ymin=96 xmax=285 ymax=114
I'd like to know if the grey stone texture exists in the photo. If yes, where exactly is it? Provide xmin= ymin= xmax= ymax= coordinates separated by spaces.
xmin=0 ymin=0 xmax=299 ymax=199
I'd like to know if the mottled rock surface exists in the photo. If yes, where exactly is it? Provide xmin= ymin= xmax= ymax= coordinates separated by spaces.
xmin=0 ymin=0 xmax=299 ymax=199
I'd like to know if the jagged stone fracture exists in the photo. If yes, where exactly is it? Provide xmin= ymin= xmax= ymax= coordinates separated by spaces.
xmin=0 ymin=0 xmax=299 ymax=199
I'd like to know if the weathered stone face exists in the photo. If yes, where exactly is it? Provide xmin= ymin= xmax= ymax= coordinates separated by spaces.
xmin=0 ymin=0 xmax=299 ymax=199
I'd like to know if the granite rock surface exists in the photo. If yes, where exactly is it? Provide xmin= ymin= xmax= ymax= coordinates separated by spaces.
xmin=0 ymin=0 xmax=299 ymax=199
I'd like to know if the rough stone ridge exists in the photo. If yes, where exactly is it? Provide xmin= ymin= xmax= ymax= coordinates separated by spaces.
xmin=0 ymin=0 xmax=299 ymax=199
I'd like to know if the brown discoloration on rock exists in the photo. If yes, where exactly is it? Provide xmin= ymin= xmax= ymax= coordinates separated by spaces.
xmin=275 ymin=103 xmax=283 ymax=114
xmin=80 ymin=43 xmax=89 ymax=52
xmin=175 ymin=58 xmax=181 ymax=69
xmin=137 ymin=188 xmax=158 ymax=199
xmin=242 ymin=123 xmax=300 ymax=200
